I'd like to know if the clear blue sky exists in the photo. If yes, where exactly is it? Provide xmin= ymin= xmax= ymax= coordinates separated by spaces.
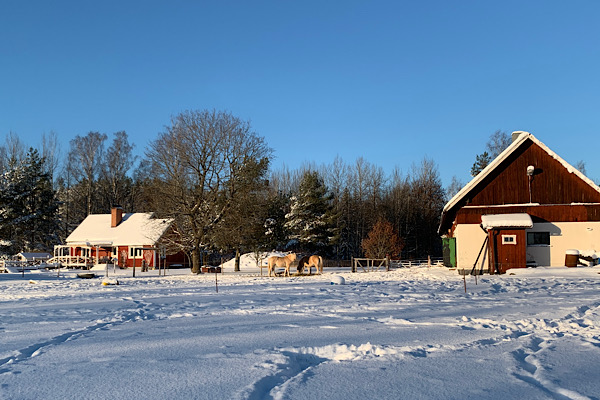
xmin=1 ymin=0 xmax=599 ymax=187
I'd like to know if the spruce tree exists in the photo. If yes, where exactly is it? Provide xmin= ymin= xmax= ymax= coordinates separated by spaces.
xmin=470 ymin=151 xmax=492 ymax=177
xmin=0 ymin=148 xmax=59 ymax=254
xmin=284 ymin=171 xmax=338 ymax=254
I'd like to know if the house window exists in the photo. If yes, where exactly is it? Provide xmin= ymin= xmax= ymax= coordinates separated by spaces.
xmin=527 ymin=232 xmax=550 ymax=246
xmin=129 ymin=247 xmax=143 ymax=259
xmin=502 ymin=235 xmax=517 ymax=245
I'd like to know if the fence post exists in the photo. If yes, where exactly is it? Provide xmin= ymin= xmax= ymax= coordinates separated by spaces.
xmin=351 ymin=257 xmax=355 ymax=273
xmin=386 ymin=256 xmax=390 ymax=272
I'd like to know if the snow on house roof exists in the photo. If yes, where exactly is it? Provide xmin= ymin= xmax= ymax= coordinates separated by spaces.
xmin=481 ymin=213 xmax=533 ymax=229
xmin=66 ymin=213 xmax=172 ymax=247
xmin=16 ymin=252 xmax=52 ymax=260
xmin=443 ymin=132 xmax=600 ymax=214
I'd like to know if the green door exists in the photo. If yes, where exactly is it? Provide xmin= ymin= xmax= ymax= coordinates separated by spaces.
xmin=442 ymin=237 xmax=456 ymax=268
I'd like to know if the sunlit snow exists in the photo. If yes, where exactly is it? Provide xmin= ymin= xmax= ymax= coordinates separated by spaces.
xmin=1 ymin=258 xmax=600 ymax=399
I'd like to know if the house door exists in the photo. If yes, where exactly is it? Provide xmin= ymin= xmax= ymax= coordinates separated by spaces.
xmin=488 ymin=229 xmax=526 ymax=274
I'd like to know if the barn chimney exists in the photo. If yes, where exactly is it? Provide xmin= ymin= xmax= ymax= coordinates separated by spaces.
xmin=511 ymin=131 xmax=530 ymax=142
xmin=111 ymin=206 xmax=123 ymax=228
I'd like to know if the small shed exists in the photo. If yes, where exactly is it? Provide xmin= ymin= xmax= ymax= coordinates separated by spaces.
xmin=14 ymin=252 xmax=52 ymax=263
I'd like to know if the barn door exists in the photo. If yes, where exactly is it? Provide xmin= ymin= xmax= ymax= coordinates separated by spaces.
xmin=489 ymin=229 xmax=526 ymax=274
xmin=442 ymin=238 xmax=456 ymax=268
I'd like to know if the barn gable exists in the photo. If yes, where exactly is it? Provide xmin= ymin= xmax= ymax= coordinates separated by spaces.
xmin=439 ymin=132 xmax=600 ymax=236
xmin=440 ymin=132 xmax=600 ymax=273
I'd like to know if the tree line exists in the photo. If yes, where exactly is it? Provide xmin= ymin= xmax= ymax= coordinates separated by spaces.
xmin=1 ymin=109 xmax=454 ymax=271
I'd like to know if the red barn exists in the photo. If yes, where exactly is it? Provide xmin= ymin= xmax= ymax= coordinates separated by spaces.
xmin=439 ymin=131 xmax=600 ymax=274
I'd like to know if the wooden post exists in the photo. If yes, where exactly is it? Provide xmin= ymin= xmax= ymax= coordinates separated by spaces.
xmin=215 ymin=271 xmax=218 ymax=293
xmin=463 ymin=272 xmax=467 ymax=293
xmin=351 ymin=257 xmax=355 ymax=273
xmin=132 ymin=255 xmax=135 ymax=278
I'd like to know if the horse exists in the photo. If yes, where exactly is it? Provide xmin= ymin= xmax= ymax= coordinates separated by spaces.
xmin=298 ymin=254 xmax=323 ymax=275
xmin=267 ymin=253 xmax=297 ymax=277
xmin=296 ymin=255 xmax=310 ymax=274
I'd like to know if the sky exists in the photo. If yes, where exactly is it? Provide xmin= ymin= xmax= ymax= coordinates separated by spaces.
xmin=1 ymin=0 xmax=599 ymax=187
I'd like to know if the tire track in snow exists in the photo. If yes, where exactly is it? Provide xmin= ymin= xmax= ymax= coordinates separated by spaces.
xmin=0 ymin=299 xmax=158 ymax=375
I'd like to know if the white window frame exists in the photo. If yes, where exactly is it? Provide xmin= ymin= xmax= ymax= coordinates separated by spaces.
xmin=502 ymin=235 xmax=517 ymax=245
xmin=129 ymin=246 xmax=143 ymax=259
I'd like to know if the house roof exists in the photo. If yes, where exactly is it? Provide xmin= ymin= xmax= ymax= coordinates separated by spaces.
xmin=481 ymin=213 xmax=533 ymax=229
xmin=439 ymin=132 xmax=600 ymax=235
xmin=17 ymin=252 xmax=52 ymax=260
xmin=66 ymin=213 xmax=173 ymax=247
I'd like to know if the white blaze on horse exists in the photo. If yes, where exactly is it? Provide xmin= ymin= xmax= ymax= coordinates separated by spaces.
xmin=298 ymin=255 xmax=323 ymax=275
xmin=267 ymin=253 xmax=297 ymax=277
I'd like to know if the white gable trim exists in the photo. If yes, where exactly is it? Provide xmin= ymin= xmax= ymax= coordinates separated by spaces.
xmin=443 ymin=132 xmax=600 ymax=213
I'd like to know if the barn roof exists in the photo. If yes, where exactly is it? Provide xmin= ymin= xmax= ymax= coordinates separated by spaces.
xmin=66 ymin=213 xmax=173 ymax=247
xmin=439 ymin=132 xmax=600 ymax=235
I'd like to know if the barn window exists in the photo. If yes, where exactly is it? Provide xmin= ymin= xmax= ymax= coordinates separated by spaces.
xmin=502 ymin=235 xmax=517 ymax=245
xmin=527 ymin=232 xmax=550 ymax=246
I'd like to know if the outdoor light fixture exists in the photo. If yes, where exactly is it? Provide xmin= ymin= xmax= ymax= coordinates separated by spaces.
xmin=527 ymin=165 xmax=535 ymax=203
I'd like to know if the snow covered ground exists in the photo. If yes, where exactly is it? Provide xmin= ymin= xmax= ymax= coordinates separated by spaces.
xmin=2 ymin=259 xmax=600 ymax=399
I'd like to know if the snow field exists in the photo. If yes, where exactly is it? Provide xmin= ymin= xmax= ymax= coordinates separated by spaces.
xmin=1 ymin=265 xmax=600 ymax=399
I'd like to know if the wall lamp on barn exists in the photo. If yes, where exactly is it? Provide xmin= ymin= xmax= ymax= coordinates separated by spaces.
xmin=527 ymin=165 xmax=535 ymax=203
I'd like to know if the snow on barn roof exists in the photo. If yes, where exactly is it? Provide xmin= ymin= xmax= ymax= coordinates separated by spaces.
xmin=66 ymin=213 xmax=172 ymax=247
xmin=443 ymin=132 xmax=600 ymax=214
xmin=481 ymin=213 xmax=533 ymax=229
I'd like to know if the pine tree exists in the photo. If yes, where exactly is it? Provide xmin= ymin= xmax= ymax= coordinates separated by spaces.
xmin=0 ymin=148 xmax=59 ymax=254
xmin=470 ymin=151 xmax=492 ymax=177
xmin=284 ymin=171 xmax=338 ymax=253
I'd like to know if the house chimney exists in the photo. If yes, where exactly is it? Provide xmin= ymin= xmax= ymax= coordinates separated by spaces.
xmin=511 ymin=131 xmax=530 ymax=142
xmin=111 ymin=206 xmax=123 ymax=228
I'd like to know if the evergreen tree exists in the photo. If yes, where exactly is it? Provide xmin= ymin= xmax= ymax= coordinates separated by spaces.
xmin=0 ymin=148 xmax=59 ymax=254
xmin=284 ymin=171 xmax=338 ymax=254
xmin=470 ymin=151 xmax=492 ymax=177
xmin=263 ymin=192 xmax=289 ymax=251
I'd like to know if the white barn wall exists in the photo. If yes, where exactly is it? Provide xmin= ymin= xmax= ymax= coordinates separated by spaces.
xmin=455 ymin=221 xmax=600 ymax=270
xmin=454 ymin=224 xmax=488 ymax=271
xmin=528 ymin=222 xmax=600 ymax=266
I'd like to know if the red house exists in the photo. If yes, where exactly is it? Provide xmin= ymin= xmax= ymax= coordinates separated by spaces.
xmin=439 ymin=131 xmax=600 ymax=274
xmin=54 ymin=207 xmax=187 ymax=269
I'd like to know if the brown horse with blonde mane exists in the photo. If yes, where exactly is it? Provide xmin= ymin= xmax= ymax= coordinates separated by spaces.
xmin=267 ymin=253 xmax=297 ymax=277
xmin=297 ymin=254 xmax=323 ymax=275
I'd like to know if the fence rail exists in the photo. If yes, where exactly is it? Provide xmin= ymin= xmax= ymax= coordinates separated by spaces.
xmin=349 ymin=257 xmax=444 ymax=273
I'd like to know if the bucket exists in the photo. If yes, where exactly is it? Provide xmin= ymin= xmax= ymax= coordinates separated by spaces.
xmin=565 ymin=249 xmax=579 ymax=267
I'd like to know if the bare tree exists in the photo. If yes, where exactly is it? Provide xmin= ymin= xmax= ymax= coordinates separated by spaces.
xmin=2 ymin=131 xmax=26 ymax=170
xmin=65 ymin=132 xmax=107 ymax=218
xmin=486 ymin=130 xmax=511 ymax=158
xmin=41 ymin=131 xmax=61 ymax=184
xmin=99 ymin=131 xmax=137 ymax=210
xmin=445 ymin=175 xmax=465 ymax=201
xmin=146 ymin=109 xmax=272 ymax=273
